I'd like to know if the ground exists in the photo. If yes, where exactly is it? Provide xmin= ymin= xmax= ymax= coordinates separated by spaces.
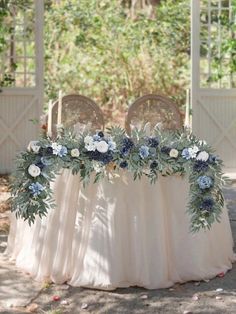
xmin=0 ymin=176 xmax=235 ymax=314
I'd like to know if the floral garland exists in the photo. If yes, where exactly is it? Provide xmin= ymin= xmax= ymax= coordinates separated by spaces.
xmin=10 ymin=126 xmax=227 ymax=233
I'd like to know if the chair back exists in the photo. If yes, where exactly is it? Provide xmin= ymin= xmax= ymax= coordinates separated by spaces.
xmin=51 ymin=94 xmax=104 ymax=136
xmin=125 ymin=94 xmax=182 ymax=135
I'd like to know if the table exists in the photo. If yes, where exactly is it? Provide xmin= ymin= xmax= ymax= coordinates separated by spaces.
xmin=6 ymin=170 xmax=235 ymax=290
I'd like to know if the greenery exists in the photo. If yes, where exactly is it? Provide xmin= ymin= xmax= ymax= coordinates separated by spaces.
xmin=43 ymin=0 xmax=190 ymax=122
xmin=11 ymin=126 xmax=226 ymax=233
xmin=0 ymin=0 xmax=190 ymax=120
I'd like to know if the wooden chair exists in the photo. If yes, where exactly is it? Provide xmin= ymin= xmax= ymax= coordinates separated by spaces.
xmin=50 ymin=94 xmax=104 ymax=137
xmin=125 ymin=94 xmax=182 ymax=135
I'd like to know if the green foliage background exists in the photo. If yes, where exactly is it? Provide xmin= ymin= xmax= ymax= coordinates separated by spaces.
xmin=43 ymin=0 xmax=190 ymax=123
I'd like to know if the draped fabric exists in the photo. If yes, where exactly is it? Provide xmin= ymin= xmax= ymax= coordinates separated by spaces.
xmin=6 ymin=170 xmax=235 ymax=290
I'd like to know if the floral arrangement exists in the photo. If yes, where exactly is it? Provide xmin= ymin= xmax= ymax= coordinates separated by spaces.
xmin=10 ymin=126 xmax=227 ymax=233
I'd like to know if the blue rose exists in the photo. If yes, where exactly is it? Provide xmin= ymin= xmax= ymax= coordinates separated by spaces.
xmin=139 ymin=145 xmax=149 ymax=159
xmin=58 ymin=146 xmax=68 ymax=157
xmin=197 ymin=176 xmax=213 ymax=190
xmin=29 ymin=182 xmax=45 ymax=197
xmin=182 ymin=148 xmax=191 ymax=160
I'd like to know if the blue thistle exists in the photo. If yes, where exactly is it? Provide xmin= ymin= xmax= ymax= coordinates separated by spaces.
xmin=193 ymin=160 xmax=209 ymax=172
xmin=161 ymin=146 xmax=171 ymax=154
xmin=120 ymin=161 xmax=128 ymax=168
xmin=200 ymin=198 xmax=214 ymax=212
xmin=150 ymin=161 xmax=158 ymax=170
xmin=147 ymin=137 xmax=159 ymax=148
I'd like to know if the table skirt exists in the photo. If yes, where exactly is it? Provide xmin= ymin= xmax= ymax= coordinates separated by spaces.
xmin=6 ymin=170 xmax=235 ymax=290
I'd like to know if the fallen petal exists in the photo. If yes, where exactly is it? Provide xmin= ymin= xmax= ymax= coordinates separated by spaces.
xmin=217 ymin=272 xmax=225 ymax=278
xmin=216 ymin=296 xmax=222 ymax=300
xmin=216 ymin=288 xmax=223 ymax=293
xmin=140 ymin=295 xmax=148 ymax=299
xmin=192 ymin=295 xmax=199 ymax=301
xmin=61 ymin=300 xmax=69 ymax=305
xmin=81 ymin=303 xmax=88 ymax=309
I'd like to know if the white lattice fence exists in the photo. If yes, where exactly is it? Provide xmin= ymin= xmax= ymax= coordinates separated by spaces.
xmin=0 ymin=0 xmax=43 ymax=173
xmin=191 ymin=0 xmax=236 ymax=175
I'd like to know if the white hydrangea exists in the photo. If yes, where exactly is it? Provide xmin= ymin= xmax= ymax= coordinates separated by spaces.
xmin=51 ymin=142 xmax=61 ymax=155
xmin=27 ymin=141 xmax=40 ymax=153
xmin=188 ymin=145 xmax=199 ymax=158
xmin=96 ymin=140 xmax=109 ymax=153
xmin=84 ymin=135 xmax=93 ymax=145
xmin=71 ymin=148 xmax=80 ymax=157
xmin=169 ymin=148 xmax=179 ymax=158
xmin=108 ymin=139 xmax=116 ymax=151
xmin=85 ymin=141 xmax=97 ymax=151
xmin=196 ymin=151 xmax=209 ymax=162
xmin=28 ymin=164 xmax=41 ymax=177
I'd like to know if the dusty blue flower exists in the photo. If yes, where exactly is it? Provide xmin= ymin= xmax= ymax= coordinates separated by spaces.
xmin=208 ymin=154 xmax=218 ymax=164
xmin=29 ymin=182 xmax=45 ymax=197
xmin=139 ymin=145 xmax=149 ymax=159
xmin=197 ymin=176 xmax=213 ymax=190
xmin=182 ymin=148 xmax=191 ymax=160
xmin=41 ymin=157 xmax=53 ymax=166
xmin=58 ymin=146 xmax=68 ymax=157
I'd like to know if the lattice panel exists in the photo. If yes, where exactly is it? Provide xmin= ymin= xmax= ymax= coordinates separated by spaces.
xmin=196 ymin=95 xmax=236 ymax=168
xmin=199 ymin=0 xmax=236 ymax=88
xmin=0 ymin=94 xmax=39 ymax=172
xmin=0 ymin=0 xmax=36 ymax=87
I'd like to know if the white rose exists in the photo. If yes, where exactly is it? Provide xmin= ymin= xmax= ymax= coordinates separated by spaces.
xmin=84 ymin=135 xmax=93 ymax=144
xmin=196 ymin=151 xmax=209 ymax=162
xmin=28 ymin=164 xmax=41 ymax=177
xmin=96 ymin=140 xmax=109 ymax=153
xmin=27 ymin=141 xmax=40 ymax=153
xmin=169 ymin=148 xmax=179 ymax=158
xmin=71 ymin=148 xmax=80 ymax=157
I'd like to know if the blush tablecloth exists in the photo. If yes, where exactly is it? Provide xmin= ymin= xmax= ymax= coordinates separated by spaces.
xmin=6 ymin=170 xmax=235 ymax=290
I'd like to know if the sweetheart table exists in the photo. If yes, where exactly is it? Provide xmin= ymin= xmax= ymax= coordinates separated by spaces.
xmin=6 ymin=170 xmax=235 ymax=290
